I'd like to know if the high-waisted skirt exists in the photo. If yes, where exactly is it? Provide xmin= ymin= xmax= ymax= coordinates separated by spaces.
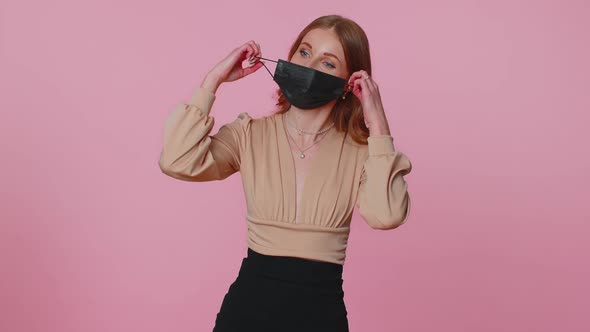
xmin=212 ymin=248 xmax=349 ymax=332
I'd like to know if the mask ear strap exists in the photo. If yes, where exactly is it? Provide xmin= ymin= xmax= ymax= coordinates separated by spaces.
xmin=254 ymin=56 xmax=277 ymax=78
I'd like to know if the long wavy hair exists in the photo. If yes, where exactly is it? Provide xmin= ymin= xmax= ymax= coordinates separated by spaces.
xmin=273 ymin=15 xmax=372 ymax=145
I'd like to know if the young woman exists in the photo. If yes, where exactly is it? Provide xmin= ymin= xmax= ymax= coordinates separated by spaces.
xmin=159 ymin=14 xmax=412 ymax=332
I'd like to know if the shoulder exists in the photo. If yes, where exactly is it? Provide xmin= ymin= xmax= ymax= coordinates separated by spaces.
xmin=231 ymin=111 xmax=253 ymax=125
xmin=236 ymin=111 xmax=281 ymax=130
xmin=223 ymin=111 xmax=280 ymax=136
xmin=222 ymin=112 xmax=253 ymax=132
xmin=230 ymin=111 xmax=279 ymax=124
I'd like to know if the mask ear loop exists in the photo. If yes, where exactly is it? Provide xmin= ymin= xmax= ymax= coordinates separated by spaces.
xmin=253 ymin=56 xmax=277 ymax=78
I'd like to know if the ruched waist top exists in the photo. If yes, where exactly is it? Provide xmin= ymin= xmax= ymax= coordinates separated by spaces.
xmin=159 ymin=87 xmax=413 ymax=265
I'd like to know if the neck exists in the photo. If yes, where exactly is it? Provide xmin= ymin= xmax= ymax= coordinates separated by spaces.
xmin=286 ymin=102 xmax=336 ymax=140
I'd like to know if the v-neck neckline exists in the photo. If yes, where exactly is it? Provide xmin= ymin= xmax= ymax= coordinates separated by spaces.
xmin=280 ymin=112 xmax=337 ymax=223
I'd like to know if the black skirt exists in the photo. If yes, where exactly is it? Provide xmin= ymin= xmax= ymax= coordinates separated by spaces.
xmin=212 ymin=248 xmax=349 ymax=332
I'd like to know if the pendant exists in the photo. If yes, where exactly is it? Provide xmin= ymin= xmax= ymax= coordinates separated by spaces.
xmin=299 ymin=153 xmax=305 ymax=159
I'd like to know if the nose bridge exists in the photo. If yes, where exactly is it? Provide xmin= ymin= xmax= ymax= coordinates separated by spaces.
xmin=305 ymin=54 xmax=322 ymax=70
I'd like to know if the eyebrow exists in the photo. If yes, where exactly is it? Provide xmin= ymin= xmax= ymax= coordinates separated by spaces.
xmin=300 ymin=42 xmax=341 ymax=63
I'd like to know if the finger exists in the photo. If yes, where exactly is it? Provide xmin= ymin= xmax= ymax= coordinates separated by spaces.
xmin=347 ymin=78 xmax=358 ymax=91
xmin=364 ymin=78 xmax=376 ymax=94
xmin=247 ymin=40 xmax=259 ymax=61
xmin=242 ymin=61 xmax=264 ymax=76
xmin=348 ymin=71 xmax=364 ymax=85
xmin=255 ymin=42 xmax=262 ymax=57
xmin=249 ymin=42 xmax=262 ymax=63
xmin=359 ymin=77 xmax=372 ymax=99
xmin=247 ymin=41 xmax=256 ymax=56
xmin=351 ymin=78 xmax=363 ymax=99
xmin=348 ymin=71 xmax=372 ymax=92
xmin=359 ymin=76 xmax=369 ymax=91
xmin=365 ymin=74 xmax=378 ymax=92
xmin=357 ymin=70 xmax=376 ymax=94
xmin=256 ymin=43 xmax=262 ymax=62
xmin=241 ymin=42 xmax=255 ymax=61
xmin=235 ymin=45 xmax=249 ymax=64
xmin=350 ymin=70 xmax=370 ymax=80
xmin=245 ymin=46 xmax=256 ymax=64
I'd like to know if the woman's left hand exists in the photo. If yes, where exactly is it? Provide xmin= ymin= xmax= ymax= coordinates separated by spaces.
xmin=347 ymin=70 xmax=391 ymax=136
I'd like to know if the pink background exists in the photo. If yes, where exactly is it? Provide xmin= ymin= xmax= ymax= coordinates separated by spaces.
xmin=1 ymin=0 xmax=588 ymax=331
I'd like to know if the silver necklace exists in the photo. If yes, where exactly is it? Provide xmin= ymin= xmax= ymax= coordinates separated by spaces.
xmin=285 ymin=117 xmax=332 ymax=159
xmin=285 ymin=111 xmax=335 ymax=135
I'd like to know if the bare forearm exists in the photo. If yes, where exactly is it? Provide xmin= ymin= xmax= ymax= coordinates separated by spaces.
xmin=200 ymin=72 xmax=222 ymax=95
xmin=368 ymin=114 xmax=391 ymax=136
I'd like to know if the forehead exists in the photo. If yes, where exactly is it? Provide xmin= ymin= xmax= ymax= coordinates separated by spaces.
xmin=300 ymin=28 xmax=345 ymax=58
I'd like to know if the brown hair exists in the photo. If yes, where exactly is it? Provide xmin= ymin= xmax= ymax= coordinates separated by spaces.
xmin=273 ymin=15 xmax=372 ymax=145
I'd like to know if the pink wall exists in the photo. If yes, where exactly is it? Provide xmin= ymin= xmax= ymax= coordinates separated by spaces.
xmin=1 ymin=0 xmax=588 ymax=331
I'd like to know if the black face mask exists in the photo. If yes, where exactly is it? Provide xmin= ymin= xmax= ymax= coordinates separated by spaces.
xmin=256 ymin=56 xmax=348 ymax=110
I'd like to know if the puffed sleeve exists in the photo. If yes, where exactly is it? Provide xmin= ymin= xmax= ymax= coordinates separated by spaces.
xmin=356 ymin=135 xmax=412 ymax=230
xmin=158 ymin=87 xmax=251 ymax=182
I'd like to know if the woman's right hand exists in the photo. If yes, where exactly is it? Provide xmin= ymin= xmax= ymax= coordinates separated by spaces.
xmin=202 ymin=41 xmax=263 ymax=92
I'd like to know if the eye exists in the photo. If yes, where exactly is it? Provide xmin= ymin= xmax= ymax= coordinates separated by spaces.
xmin=324 ymin=62 xmax=336 ymax=69
xmin=299 ymin=49 xmax=309 ymax=57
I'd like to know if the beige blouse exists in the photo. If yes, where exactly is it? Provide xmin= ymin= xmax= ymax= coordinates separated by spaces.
xmin=159 ymin=87 xmax=413 ymax=265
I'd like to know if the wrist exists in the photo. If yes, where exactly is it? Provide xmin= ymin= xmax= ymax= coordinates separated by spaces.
xmin=368 ymin=123 xmax=391 ymax=136
xmin=200 ymin=72 xmax=222 ymax=95
xmin=366 ymin=113 xmax=391 ymax=136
